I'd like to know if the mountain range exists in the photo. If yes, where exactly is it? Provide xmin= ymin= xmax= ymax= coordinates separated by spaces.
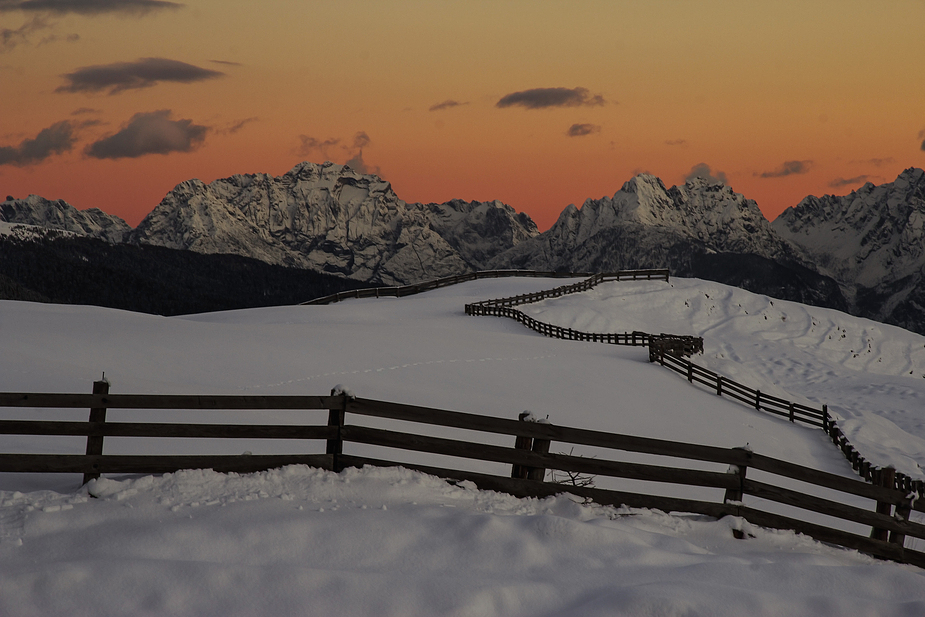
xmin=3 ymin=163 xmax=925 ymax=334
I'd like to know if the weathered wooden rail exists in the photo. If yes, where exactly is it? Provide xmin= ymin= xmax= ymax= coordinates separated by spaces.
xmin=464 ymin=270 xmax=704 ymax=358
xmin=460 ymin=269 xmax=924 ymax=498
xmin=2 ymin=384 xmax=925 ymax=567
xmin=301 ymin=269 xmax=600 ymax=305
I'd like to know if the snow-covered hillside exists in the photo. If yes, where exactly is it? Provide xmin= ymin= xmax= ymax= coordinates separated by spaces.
xmin=2 ymin=277 xmax=925 ymax=615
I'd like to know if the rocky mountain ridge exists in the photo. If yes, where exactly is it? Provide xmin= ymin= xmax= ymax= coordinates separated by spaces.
xmin=129 ymin=162 xmax=537 ymax=285
xmin=773 ymin=167 xmax=925 ymax=332
xmin=4 ymin=163 xmax=925 ymax=334
xmin=1 ymin=195 xmax=131 ymax=243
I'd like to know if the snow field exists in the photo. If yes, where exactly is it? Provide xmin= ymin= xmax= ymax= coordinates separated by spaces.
xmin=2 ymin=276 xmax=925 ymax=614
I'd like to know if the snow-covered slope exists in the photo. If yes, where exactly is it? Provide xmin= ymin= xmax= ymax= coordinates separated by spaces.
xmin=3 ymin=276 xmax=925 ymax=614
xmin=0 ymin=195 xmax=131 ymax=243
xmin=131 ymin=162 xmax=537 ymax=285
xmin=773 ymin=168 xmax=925 ymax=331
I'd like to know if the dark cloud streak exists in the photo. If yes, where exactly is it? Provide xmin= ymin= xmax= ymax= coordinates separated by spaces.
xmin=829 ymin=175 xmax=873 ymax=188
xmin=496 ymin=87 xmax=606 ymax=110
xmin=221 ymin=117 xmax=258 ymax=135
xmin=0 ymin=120 xmax=76 ymax=166
xmin=57 ymin=57 xmax=223 ymax=94
xmin=566 ymin=123 xmax=600 ymax=137
xmin=0 ymin=0 xmax=183 ymax=15
xmin=85 ymin=109 xmax=207 ymax=159
xmin=429 ymin=99 xmax=467 ymax=112
xmin=757 ymin=160 xmax=813 ymax=178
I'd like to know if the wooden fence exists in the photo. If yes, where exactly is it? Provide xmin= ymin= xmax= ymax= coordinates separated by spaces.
xmin=301 ymin=269 xmax=601 ymax=305
xmin=462 ymin=269 xmax=925 ymax=499
xmin=2 ymin=383 xmax=925 ymax=567
xmin=463 ymin=270 xmax=704 ymax=358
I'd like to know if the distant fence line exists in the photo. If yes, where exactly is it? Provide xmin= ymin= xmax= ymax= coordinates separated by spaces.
xmin=459 ymin=270 xmax=925 ymax=500
xmin=1 ymin=383 xmax=924 ymax=567
xmin=301 ymin=269 xmax=600 ymax=306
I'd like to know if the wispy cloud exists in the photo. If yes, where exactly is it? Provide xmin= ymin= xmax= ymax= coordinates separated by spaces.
xmin=219 ymin=117 xmax=258 ymax=135
xmin=686 ymin=163 xmax=727 ymax=185
xmin=295 ymin=131 xmax=378 ymax=174
xmin=0 ymin=0 xmax=183 ymax=15
xmin=210 ymin=59 xmax=241 ymax=66
xmin=829 ymin=175 xmax=874 ymax=188
xmin=566 ymin=123 xmax=600 ymax=137
xmin=429 ymin=99 xmax=467 ymax=112
xmin=757 ymin=160 xmax=813 ymax=178
xmin=57 ymin=57 xmax=224 ymax=95
xmin=860 ymin=157 xmax=895 ymax=167
xmin=496 ymin=87 xmax=607 ymax=110
xmin=84 ymin=109 xmax=207 ymax=159
xmin=919 ymin=129 xmax=925 ymax=151
xmin=664 ymin=139 xmax=687 ymax=147
xmin=0 ymin=120 xmax=76 ymax=166
xmin=297 ymin=135 xmax=341 ymax=159
xmin=0 ymin=15 xmax=50 ymax=52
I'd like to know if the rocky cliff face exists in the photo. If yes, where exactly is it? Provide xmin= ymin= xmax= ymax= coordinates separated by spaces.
xmin=1 ymin=195 xmax=131 ymax=243
xmin=773 ymin=168 xmax=925 ymax=330
xmin=9 ymin=161 xmax=925 ymax=335
xmin=487 ymin=174 xmax=847 ymax=309
xmin=130 ymin=162 xmax=538 ymax=285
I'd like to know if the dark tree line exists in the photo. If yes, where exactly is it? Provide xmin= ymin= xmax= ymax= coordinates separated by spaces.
xmin=0 ymin=235 xmax=373 ymax=316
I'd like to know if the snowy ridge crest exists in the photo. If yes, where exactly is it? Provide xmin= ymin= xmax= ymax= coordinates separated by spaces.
xmin=0 ymin=195 xmax=131 ymax=243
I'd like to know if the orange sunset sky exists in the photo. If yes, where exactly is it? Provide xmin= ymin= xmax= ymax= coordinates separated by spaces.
xmin=2 ymin=0 xmax=925 ymax=230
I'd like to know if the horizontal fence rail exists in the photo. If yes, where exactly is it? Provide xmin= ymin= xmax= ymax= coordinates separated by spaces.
xmin=2 ymin=385 xmax=925 ymax=567
xmin=301 ymin=270 xmax=602 ymax=305
xmin=461 ymin=270 xmax=925 ymax=500
xmin=463 ymin=270 xmax=703 ymax=359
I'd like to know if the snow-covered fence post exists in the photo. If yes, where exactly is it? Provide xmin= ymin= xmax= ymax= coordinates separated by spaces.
xmin=870 ymin=466 xmax=896 ymax=542
xmin=327 ymin=385 xmax=350 ymax=473
xmin=511 ymin=411 xmax=535 ymax=479
xmin=83 ymin=376 xmax=110 ymax=485
xmin=527 ymin=418 xmax=551 ymax=482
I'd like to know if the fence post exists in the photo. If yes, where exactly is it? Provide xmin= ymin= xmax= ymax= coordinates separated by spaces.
xmin=687 ymin=361 xmax=693 ymax=383
xmin=724 ymin=446 xmax=751 ymax=523
xmin=83 ymin=376 xmax=110 ymax=485
xmin=716 ymin=375 xmax=723 ymax=396
xmin=822 ymin=405 xmax=829 ymax=434
xmin=755 ymin=390 xmax=761 ymax=411
xmin=326 ymin=388 xmax=348 ymax=473
xmin=511 ymin=411 xmax=534 ymax=479
xmin=891 ymin=495 xmax=913 ymax=548
xmin=527 ymin=419 xmax=551 ymax=482
xmin=870 ymin=467 xmax=896 ymax=542
xmin=788 ymin=402 xmax=795 ymax=423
